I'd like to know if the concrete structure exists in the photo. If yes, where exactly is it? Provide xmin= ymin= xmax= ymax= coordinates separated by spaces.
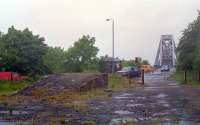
xmin=154 ymin=35 xmax=176 ymax=68
xmin=102 ymin=57 xmax=122 ymax=73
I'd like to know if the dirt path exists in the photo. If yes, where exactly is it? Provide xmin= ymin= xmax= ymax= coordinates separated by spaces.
xmin=86 ymin=72 xmax=200 ymax=125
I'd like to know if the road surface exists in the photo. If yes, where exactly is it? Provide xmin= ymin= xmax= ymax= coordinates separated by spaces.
xmin=87 ymin=71 xmax=200 ymax=125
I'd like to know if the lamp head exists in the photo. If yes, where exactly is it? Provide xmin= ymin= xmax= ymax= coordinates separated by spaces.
xmin=106 ymin=19 xmax=111 ymax=21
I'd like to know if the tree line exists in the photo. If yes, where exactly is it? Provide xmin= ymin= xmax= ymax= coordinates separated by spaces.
xmin=0 ymin=26 xmax=100 ymax=75
xmin=121 ymin=58 xmax=149 ymax=67
xmin=177 ymin=11 xmax=200 ymax=81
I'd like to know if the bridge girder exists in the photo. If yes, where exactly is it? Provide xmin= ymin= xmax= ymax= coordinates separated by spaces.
xmin=154 ymin=35 xmax=176 ymax=68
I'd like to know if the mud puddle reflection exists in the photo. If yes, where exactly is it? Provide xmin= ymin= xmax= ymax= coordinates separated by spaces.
xmin=110 ymin=118 xmax=199 ymax=125
xmin=0 ymin=121 xmax=31 ymax=125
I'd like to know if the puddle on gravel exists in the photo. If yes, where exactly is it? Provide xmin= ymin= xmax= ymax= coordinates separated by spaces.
xmin=110 ymin=119 xmax=199 ymax=125
xmin=155 ymin=93 xmax=168 ymax=98
xmin=0 ymin=121 xmax=31 ymax=125
xmin=162 ymin=103 xmax=170 ymax=107
xmin=121 ymin=93 xmax=133 ymax=96
xmin=156 ymin=121 xmax=200 ymax=125
xmin=157 ymin=99 xmax=169 ymax=107
xmin=110 ymin=117 xmax=137 ymax=125
xmin=136 ymin=96 xmax=146 ymax=99
xmin=168 ymin=83 xmax=178 ymax=86
xmin=0 ymin=110 xmax=30 ymax=115
xmin=113 ymin=96 xmax=128 ymax=99
xmin=25 ymin=105 xmax=43 ymax=110
xmin=153 ymin=112 xmax=169 ymax=117
xmin=144 ymin=86 xmax=179 ymax=91
xmin=144 ymin=87 xmax=160 ymax=91
xmin=114 ymin=110 xmax=132 ymax=115
xmin=0 ymin=109 xmax=32 ymax=125
xmin=113 ymin=93 xmax=133 ymax=99
xmin=126 ymin=104 xmax=143 ymax=107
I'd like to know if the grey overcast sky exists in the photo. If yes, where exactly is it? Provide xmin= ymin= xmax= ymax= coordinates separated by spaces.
xmin=0 ymin=0 xmax=200 ymax=64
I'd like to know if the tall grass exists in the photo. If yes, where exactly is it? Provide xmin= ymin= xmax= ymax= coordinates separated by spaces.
xmin=108 ymin=74 xmax=132 ymax=90
xmin=172 ymin=71 xmax=200 ymax=86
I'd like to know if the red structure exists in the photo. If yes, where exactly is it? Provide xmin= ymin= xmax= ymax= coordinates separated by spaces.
xmin=0 ymin=72 xmax=25 ymax=81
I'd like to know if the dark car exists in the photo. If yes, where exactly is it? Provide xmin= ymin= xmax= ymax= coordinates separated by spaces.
xmin=117 ymin=66 xmax=141 ymax=78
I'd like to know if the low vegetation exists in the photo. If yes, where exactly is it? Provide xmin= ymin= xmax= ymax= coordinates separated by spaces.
xmin=0 ymin=75 xmax=40 ymax=94
xmin=0 ymin=74 xmax=139 ymax=111
xmin=121 ymin=58 xmax=149 ymax=68
xmin=0 ymin=81 xmax=29 ymax=92
xmin=108 ymin=74 xmax=136 ymax=90
xmin=120 ymin=119 xmax=166 ymax=125
xmin=172 ymin=71 xmax=200 ymax=87
xmin=0 ymin=80 xmax=31 ymax=101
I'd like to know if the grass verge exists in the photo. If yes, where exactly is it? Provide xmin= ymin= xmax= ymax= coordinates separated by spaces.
xmin=0 ymin=77 xmax=40 ymax=101
xmin=0 ymin=81 xmax=29 ymax=92
xmin=108 ymin=74 xmax=138 ymax=90
xmin=171 ymin=71 xmax=200 ymax=87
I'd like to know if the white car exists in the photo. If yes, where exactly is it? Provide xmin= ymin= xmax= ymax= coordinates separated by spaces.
xmin=161 ymin=65 xmax=170 ymax=72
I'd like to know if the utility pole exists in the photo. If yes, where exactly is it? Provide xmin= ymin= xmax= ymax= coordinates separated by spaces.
xmin=106 ymin=18 xmax=115 ymax=73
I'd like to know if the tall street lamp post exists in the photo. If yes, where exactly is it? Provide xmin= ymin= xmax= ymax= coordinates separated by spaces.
xmin=106 ymin=18 xmax=115 ymax=73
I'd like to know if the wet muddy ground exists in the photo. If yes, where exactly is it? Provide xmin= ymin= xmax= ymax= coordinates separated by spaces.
xmin=86 ymin=72 xmax=200 ymax=125
xmin=0 ymin=71 xmax=200 ymax=125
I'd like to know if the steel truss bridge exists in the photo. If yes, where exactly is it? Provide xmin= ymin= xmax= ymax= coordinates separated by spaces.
xmin=154 ymin=35 xmax=176 ymax=68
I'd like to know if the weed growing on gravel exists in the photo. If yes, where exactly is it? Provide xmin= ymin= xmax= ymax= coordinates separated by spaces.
xmin=42 ymin=89 xmax=109 ymax=110
xmin=49 ymin=115 xmax=66 ymax=125
xmin=108 ymin=74 xmax=137 ymax=90
xmin=64 ymin=101 xmax=88 ymax=111
xmin=81 ymin=120 xmax=96 ymax=125
xmin=120 ymin=119 xmax=165 ymax=125
xmin=122 ymin=121 xmax=137 ymax=125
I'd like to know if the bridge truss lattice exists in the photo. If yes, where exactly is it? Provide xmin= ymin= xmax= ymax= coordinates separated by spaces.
xmin=154 ymin=35 xmax=176 ymax=68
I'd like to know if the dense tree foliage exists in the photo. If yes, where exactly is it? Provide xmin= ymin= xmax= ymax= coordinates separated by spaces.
xmin=177 ymin=11 xmax=200 ymax=81
xmin=64 ymin=35 xmax=99 ymax=72
xmin=122 ymin=58 xmax=149 ymax=67
xmin=43 ymin=47 xmax=66 ymax=73
xmin=0 ymin=26 xmax=48 ymax=75
xmin=122 ymin=59 xmax=137 ymax=67
xmin=142 ymin=60 xmax=149 ymax=65
xmin=177 ymin=12 xmax=200 ymax=71
xmin=0 ymin=27 xmax=100 ymax=74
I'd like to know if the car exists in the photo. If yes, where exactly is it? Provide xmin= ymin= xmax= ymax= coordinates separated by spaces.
xmin=161 ymin=65 xmax=170 ymax=72
xmin=117 ymin=66 xmax=141 ymax=78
